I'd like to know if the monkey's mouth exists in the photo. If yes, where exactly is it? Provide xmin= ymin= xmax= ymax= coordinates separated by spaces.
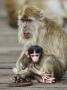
xmin=23 ymin=33 xmax=31 ymax=39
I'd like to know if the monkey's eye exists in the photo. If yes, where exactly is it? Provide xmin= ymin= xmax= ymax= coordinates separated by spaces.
xmin=35 ymin=55 xmax=39 ymax=57
xmin=30 ymin=54 xmax=40 ymax=57
xmin=31 ymin=55 xmax=34 ymax=57
xmin=21 ymin=18 xmax=32 ymax=22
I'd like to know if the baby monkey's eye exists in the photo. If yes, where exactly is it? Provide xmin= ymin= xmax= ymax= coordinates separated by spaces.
xmin=36 ymin=55 xmax=39 ymax=57
xmin=31 ymin=55 xmax=34 ymax=57
xmin=31 ymin=54 xmax=40 ymax=57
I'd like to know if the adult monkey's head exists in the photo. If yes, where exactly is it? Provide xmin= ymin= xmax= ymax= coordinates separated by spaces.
xmin=18 ymin=5 xmax=45 ymax=45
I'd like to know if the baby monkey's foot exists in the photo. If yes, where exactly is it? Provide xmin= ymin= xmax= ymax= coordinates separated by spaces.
xmin=13 ymin=74 xmax=24 ymax=83
xmin=9 ymin=75 xmax=33 ymax=87
xmin=13 ymin=75 xmax=32 ymax=84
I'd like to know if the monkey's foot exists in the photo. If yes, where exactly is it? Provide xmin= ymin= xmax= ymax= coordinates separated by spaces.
xmin=9 ymin=76 xmax=33 ymax=87
xmin=9 ymin=75 xmax=33 ymax=87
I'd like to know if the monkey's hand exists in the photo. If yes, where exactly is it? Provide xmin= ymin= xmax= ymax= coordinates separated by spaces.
xmin=40 ymin=73 xmax=56 ymax=83
xmin=25 ymin=51 xmax=29 ymax=58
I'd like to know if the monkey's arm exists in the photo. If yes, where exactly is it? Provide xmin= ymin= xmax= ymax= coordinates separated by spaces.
xmin=28 ymin=64 xmax=42 ymax=76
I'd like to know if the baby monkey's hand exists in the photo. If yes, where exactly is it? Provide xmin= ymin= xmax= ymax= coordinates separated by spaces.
xmin=40 ymin=72 xmax=56 ymax=83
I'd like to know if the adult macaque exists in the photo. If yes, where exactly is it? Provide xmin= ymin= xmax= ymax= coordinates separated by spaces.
xmin=13 ymin=5 xmax=67 ymax=83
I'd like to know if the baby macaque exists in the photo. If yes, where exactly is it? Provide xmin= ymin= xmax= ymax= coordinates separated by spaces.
xmin=27 ymin=45 xmax=55 ymax=83
xmin=13 ymin=45 xmax=55 ymax=84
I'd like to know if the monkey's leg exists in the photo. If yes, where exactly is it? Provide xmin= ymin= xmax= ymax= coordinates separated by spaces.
xmin=10 ymin=67 xmax=33 ymax=87
xmin=13 ymin=49 xmax=31 ymax=83
xmin=40 ymin=55 xmax=65 ymax=83
xmin=16 ymin=48 xmax=29 ymax=72
xmin=13 ymin=67 xmax=31 ymax=77
xmin=12 ymin=67 xmax=31 ymax=83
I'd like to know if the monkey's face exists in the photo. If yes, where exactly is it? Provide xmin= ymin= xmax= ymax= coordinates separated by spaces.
xmin=18 ymin=6 xmax=45 ymax=45
xmin=20 ymin=17 xmax=41 ymax=39
xmin=30 ymin=50 xmax=40 ymax=63
xmin=21 ymin=18 xmax=34 ymax=39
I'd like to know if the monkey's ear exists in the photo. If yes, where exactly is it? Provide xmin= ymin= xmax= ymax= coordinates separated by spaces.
xmin=36 ymin=10 xmax=45 ymax=21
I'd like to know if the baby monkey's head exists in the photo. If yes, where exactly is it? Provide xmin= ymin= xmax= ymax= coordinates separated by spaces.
xmin=28 ymin=45 xmax=43 ymax=63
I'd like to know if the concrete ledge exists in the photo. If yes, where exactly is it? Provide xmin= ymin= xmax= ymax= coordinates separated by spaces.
xmin=0 ymin=63 xmax=15 ymax=69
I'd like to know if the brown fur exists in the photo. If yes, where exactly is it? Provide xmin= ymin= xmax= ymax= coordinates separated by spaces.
xmin=5 ymin=0 xmax=67 ymax=27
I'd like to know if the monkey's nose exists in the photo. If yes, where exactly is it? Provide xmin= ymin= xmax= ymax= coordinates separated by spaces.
xmin=23 ymin=32 xmax=31 ymax=39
